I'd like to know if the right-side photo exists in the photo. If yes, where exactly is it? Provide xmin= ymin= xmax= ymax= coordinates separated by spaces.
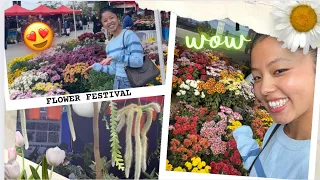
xmin=166 ymin=15 xmax=317 ymax=179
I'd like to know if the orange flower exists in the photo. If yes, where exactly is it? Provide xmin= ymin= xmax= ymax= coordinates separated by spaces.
xmin=188 ymin=134 xmax=198 ymax=143
xmin=182 ymin=154 xmax=188 ymax=161
xmin=183 ymin=139 xmax=193 ymax=147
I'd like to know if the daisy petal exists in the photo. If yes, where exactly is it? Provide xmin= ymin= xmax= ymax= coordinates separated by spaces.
xmin=299 ymin=33 xmax=306 ymax=48
xmin=276 ymin=22 xmax=291 ymax=30
xmin=273 ymin=2 xmax=289 ymax=11
xmin=287 ymin=1 xmax=299 ymax=7
xmin=278 ymin=27 xmax=293 ymax=41
xmin=303 ymin=43 xmax=310 ymax=55
xmin=271 ymin=11 xmax=289 ymax=18
xmin=291 ymin=33 xmax=300 ymax=52
xmin=287 ymin=31 xmax=296 ymax=50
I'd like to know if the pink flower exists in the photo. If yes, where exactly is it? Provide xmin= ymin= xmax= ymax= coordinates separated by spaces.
xmin=7 ymin=147 xmax=17 ymax=161
xmin=15 ymin=131 xmax=24 ymax=147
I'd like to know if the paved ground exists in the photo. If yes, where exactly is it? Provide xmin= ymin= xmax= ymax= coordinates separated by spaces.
xmin=5 ymin=23 xmax=94 ymax=63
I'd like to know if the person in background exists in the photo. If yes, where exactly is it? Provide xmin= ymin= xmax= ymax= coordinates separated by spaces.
xmin=57 ymin=17 xmax=62 ymax=37
xmin=122 ymin=11 xmax=134 ymax=30
xmin=82 ymin=16 xmax=88 ymax=32
xmin=64 ymin=20 xmax=70 ymax=36
xmin=5 ymin=20 xmax=8 ymax=50
xmin=85 ymin=7 xmax=143 ymax=90
xmin=92 ymin=13 xmax=102 ymax=34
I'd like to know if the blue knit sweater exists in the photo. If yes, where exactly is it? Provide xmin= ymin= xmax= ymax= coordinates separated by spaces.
xmin=93 ymin=29 xmax=143 ymax=77
xmin=233 ymin=123 xmax=310 ymax=179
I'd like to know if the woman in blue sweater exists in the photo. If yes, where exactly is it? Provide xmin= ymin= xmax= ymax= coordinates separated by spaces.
xmin=86 ymin=7 xmax=143 ymax=90
xmin=233 ymin=34 xmax=316 ymax=179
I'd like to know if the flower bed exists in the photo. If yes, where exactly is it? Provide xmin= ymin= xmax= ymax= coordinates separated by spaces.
xmin=166 ymin=44 xmax=273 ymax=176
xmin=7 ymin=33 xmax=168 ymax=100
xmin=7 ymin=33 xmax=110 ymax=100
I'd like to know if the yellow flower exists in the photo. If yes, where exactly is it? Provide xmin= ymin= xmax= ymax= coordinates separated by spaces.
xmin=185 ymin=162 xmax=193 ymax=170
xmin=8 ymin=53 xmax=37 ymax=69
xmin=227 ymin=120 xmax=242 ymax=131
xmin=173 ymin=166 xmax=186 ymax=172
xmin=166 ymin=163 xmax=173 ymax=171
xmin=191 ymin=167 xmax=199 ymax=172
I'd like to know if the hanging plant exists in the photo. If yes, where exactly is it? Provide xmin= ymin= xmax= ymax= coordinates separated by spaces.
xmin=116 ymin=102 xmax=161 ymax=179
xmin=109 ymin=101 xmax=125 ymax=171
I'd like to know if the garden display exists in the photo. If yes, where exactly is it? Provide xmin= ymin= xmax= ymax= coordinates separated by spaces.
xmin=7 ymin=32 xmax=167 ymax=100
xmin=166 ymin=43 xmax=274 ymax=176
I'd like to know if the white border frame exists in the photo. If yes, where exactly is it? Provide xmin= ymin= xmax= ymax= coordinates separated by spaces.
xmin=157 ymin=7 xmax=320 ymax=180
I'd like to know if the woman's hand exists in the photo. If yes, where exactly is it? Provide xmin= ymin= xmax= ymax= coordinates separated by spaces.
xmin=100 ymin=57 xmax=113 ymax=65
xmin=84 ymin=65 xmax=93 ymax=73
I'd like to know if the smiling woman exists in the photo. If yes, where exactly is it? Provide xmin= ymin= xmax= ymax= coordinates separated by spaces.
xmin=233 ymin=34 xmax=317 ymax=179
xmin=85 ymin=6 xmax=144 ymax=90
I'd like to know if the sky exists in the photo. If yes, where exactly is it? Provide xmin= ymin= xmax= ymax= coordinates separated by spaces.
xmin=4 ymin=0 xmax=69 ymax=10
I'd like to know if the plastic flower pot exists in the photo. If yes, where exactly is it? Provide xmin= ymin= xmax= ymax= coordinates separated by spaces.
xmin=131 ymin=113 xmax=146 ymax=136
xmin=46 ymin=106 xmax=63 ymax=120
xmin=26 ymin=108 xmax=41 ymax=120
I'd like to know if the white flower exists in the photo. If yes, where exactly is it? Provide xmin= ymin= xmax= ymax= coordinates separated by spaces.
xmin=4 ymin=160 xmax=20 ymax=180
xmin=176 ymin=92 xmax=181 ymax=96
xmin=201 ymin=92 xmax=205 ymax=98
xmin=46 ymin=147 xmax=66 ymax=166
xmin=180 ymin=90 xmax=186 ymax=95
xmin=271 ymin=1 xmax=320 ymax=54
xmin=186 ymin=80 xmax=191 ymax=84
xmin=179 ymin=83 xmax=186 ymax=89
xmin=194 ymin=91 xmax=200 ymax=96
xmin=184 ymin=85 xmax=190 ymax=90
xmin=190 ymin=81 xmax=198 ymax=89
xmin=15 ymin=131 xmax=24 ymax=147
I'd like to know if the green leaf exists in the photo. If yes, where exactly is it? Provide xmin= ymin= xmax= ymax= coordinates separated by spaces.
xmin=41 ymin=156 xmax=49 ymax=180
xmin=150 ymin=168 xmax=156 ymax=177
xmin=29 ymin=166 xmax=41 ymax=180
xmin=20 ymin=169 xmax=27 ymax=180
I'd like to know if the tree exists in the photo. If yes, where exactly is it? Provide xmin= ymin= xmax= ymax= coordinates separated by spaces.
xmin=37 ymin=1 xmax=62 ymax=9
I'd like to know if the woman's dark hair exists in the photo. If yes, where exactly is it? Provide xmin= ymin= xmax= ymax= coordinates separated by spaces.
xmin=99 ymin=6 xmax=118 ymax=20
xmin=249 ymin=33 xmax=317 ymax=66
xmin=127 ymin=11 xmax=133 ymax=17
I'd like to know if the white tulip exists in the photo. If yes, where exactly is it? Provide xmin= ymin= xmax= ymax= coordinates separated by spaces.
xmin=176 ymin=92 xmax=181 ymax=96
xmin=180 ymin=90 xmax=186 ymax=95
xmin=15 ymin=131 xmax=24 ymax=147
xmin=7 ymin=147 xmax=17 ymax=162
xmin=46 ymin=147 xmax=66 ymax=166
xmin=186 ymin=80 xmax=191 ymax=84
xmin=201 ymin=92 xmax=205 ymax=98
xmin=184 ymin=85 xmax=190 ymax=90
xmin=4 ymin=160 xmax=20 ymax=180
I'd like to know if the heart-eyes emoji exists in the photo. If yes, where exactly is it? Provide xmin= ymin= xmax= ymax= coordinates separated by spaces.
xmin=24 ymin=22 xmax=53 ymax=51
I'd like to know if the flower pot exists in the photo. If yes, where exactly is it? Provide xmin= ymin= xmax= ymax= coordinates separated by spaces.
xmin=26 ymin=108 xmax=41 ymax=120
xmin=47 ymin=106 xmax=63 ymax=120
xmin=131 ymin=113 xmax=146 ymax=136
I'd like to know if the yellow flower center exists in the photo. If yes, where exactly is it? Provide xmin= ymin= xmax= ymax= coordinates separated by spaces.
xmin=290 ymin=5 xmax=317 ymax=32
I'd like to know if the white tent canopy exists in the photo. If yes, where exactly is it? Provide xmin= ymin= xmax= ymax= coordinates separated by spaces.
xmin=136 ymin=1 xmax=277 ymax=37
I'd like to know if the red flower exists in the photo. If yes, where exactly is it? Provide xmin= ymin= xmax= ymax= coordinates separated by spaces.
xmin=185 ymin=73 xmax=193 ymax=80
xmin=201 ymin=75 xmax=207 ymax=81
xmin=227 ymin=139 xmax=237 ymax=150
xmin=178 ymin=69 xmax=183 ymax=74
xmin=187 ymin=66 xmax=194 ymax=73
xmin=201 ymin=69 xmax=206 ymax=75
xmin=222 ymin=164 xmax=229 ymax=174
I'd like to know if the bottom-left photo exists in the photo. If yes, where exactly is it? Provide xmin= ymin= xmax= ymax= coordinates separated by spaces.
xmin=4 ymin=96 xmax=164 ymax=180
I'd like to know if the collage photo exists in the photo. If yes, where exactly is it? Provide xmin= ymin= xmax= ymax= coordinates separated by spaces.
xmin=2 ymin=1 xmax=320 ymax=180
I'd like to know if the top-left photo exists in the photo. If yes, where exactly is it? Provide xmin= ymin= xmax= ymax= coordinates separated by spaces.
xmin=5 ymin=0 xmax=170 ymax=101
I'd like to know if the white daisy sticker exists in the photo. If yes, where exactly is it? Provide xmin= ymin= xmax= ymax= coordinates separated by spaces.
xmin=271 ymin=1 xmax=320 ymax=55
